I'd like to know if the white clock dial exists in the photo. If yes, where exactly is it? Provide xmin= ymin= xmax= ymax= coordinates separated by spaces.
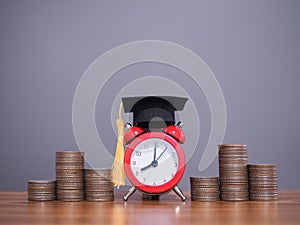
xmin=130 ymin=138 xmax=179 ymax=186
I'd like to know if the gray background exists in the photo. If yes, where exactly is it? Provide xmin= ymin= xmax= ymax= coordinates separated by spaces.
xmin=0 ymin=0 xmax=299 ymax=191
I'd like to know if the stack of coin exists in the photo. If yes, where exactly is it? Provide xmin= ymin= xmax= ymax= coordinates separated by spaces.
xmin=84 ymin=168 xmax=114 ymax=202
xmin=190 ymin=177 xmax=220 ymax=201
xmin=248 ymin=164 xmax=278 ymax=201
xmin=27 ymin=180 xmax=56 ymax=201
xmin=56 ymin=151 xmax=84 ymax=201
xmin=219 ymin=144 xmax=249 ymax=201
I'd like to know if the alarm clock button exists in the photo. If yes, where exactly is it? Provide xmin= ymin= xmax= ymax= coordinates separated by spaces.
xmin=164 ymin=125 xmax=185 ymax=144
xmin=124 ymin=126 xmax=144 ymax=144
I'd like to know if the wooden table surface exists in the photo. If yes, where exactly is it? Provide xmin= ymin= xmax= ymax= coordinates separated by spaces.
xmin=0 ymin=190 xmax=299 ymax=225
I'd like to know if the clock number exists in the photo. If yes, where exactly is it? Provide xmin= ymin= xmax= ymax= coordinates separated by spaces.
xmin=174 ymin=162 xmax=178 ymax=168
xmin=143 ymin=178 xmax=146 ymax=182
xmin=163 ymin=179 xmax=167 ymax=183
xmin=136 ymin=151 xmax=141 ymax=156
xmin=171 ymin=172 xmax=175 ymax=177
xmin=132 ymin=161 xmax=136 ymax=165
xmin=153 ymin=182 xmax=156 ymax=186
xmin=135 ymin=171 xmax=139 ymax=176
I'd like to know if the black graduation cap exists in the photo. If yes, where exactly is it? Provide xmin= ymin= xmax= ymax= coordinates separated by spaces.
xmin=122 ymin=96 xmax=188 ymax=130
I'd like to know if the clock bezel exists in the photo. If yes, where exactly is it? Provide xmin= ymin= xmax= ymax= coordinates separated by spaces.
xmin=124 ymin=131 xmax=186 ymax=194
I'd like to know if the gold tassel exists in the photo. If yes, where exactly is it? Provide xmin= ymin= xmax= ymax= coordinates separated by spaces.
xmin=112 ymin=101 xmax=125 ymax=188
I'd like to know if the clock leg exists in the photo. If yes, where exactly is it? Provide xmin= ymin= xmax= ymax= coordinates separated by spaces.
xmin=173 ymin=186 xmax=186 ymax=201
xmin=123 ymin=186 xmax=137 ymax=201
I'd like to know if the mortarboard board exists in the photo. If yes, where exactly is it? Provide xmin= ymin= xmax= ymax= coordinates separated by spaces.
xmin=122 ymin=96 xmax=188 ymax=130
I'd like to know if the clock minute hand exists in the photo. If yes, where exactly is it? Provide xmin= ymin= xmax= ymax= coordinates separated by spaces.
xmin=153 ymin=142 xmax=157 ymax=161
xmin=156 ymin=146 xmax=168 ymax=161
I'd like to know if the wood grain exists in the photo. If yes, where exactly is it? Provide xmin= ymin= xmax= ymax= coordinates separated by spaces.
xmin=0 ymin=190 xmax=299 ymax=225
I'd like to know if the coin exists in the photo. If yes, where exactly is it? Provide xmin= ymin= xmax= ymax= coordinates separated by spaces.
xmin=55 ymin=151 xmax=85 ymax=201
xmin=27 ymin=180 xmax=56 ymax=201
xmin=218 ymin=144 xmax=247 ymax=149
xmin=56 ymin=182 xmax=84 ymax=190
xmin=190 ymin=177 xmax=219 ymax=187
xmin=248 ymin=164 xmax=278 ymax=201
xmin=218 ymin=144 xmax=249 ymax=201
xmin=190 ymin=177 xmax=220 ymax=201
xmin=84 ymin=168 xmax=114 ymax=202
xmin=85 ymin=196 xmax=114 ymax=202
xmin=56 ymin=190 xmax=85 ymax=202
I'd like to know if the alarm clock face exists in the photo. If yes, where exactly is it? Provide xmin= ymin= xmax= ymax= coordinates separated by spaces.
xmin=124 ymin=132 xmax=185 ymax=194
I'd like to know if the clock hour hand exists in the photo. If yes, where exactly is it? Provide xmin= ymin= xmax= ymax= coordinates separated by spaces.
xmin=141 ymin=163 xmax=153 ymax=172
xmin=141 ymin=159 xmax=159 ymax=172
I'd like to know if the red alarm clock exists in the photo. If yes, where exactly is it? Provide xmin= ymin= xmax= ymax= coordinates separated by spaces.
xmin=122 ymin=96 xmax=188 ymax=201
